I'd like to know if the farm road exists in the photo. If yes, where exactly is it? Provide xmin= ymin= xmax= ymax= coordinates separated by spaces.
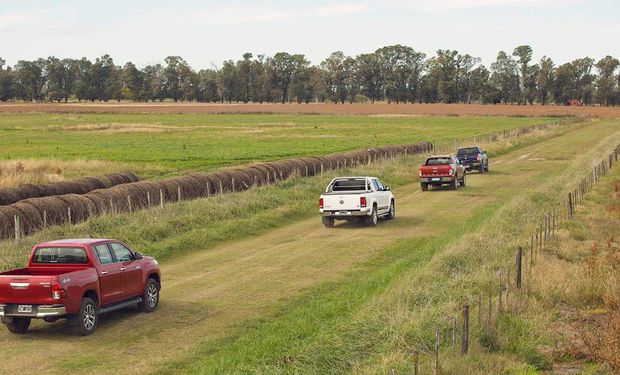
xmin=0 ymin=121 xmax=618 ymax=374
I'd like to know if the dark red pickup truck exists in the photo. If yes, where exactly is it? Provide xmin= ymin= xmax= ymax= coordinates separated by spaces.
xmin=0 ymin=239 xmax=161 ymax=335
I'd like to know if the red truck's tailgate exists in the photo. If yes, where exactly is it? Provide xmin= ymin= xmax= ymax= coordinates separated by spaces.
xmin=0 ymin=273 xmax=54 ymax=305
xmin=420 ymin=165 xmax=452 ymax=176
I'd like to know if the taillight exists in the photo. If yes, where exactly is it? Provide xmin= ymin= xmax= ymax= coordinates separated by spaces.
xmin=448 ymin=167 xmax=453 ymax=176
xmin=360 ymin=197 xmax=367 ymax=208
xmin=476 ymin=154 xmax=481 ymax=161
xmin=51 ymin=279 xmax=66 ymax=300
xmin=319 ymin=198 xmax=324 ymax=209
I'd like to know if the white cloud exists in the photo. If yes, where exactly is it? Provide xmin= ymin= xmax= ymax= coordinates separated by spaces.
xmin=374 ymin=0 xmax=586 ymax=11
xmin=317 ymin=3 xmax=368 ymax=16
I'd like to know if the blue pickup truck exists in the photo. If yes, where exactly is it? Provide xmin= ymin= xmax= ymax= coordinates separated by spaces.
xmin=456 ymin=146 xmax=489 ymax=173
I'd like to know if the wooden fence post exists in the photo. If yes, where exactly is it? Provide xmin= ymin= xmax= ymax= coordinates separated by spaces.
xmin=177 ymin=186 xmax=182 ymax=201
xmin=207 ymin=182 xmax=210 ymax=197
xmin=462 ymin=305 xmax=470 ymax=355
xmin=434 ymin=328 xmax=440 ymax=375
xmin=14 ymin=215 xmax=20 ymax=241
xmin=160 ymin=189 xmax=164 ymax=208
xmin=498 ymin=270 xmax=503 ymax=313
xmin=43 ymin=210 xmax=47 ymax=228
xmin=232 ymin=178 xmax=236 ymax=192
xmin=568 ymin=192 xmax=573 ymax=217
xmin=127 ymin=196 xmax=132 ymax=213
xmin=220 ymin=181 xmax=224 ymax=195
xmin=147 ymin=191 xmax=151 ymax=206
xmin=516 ymin=247 xmax=523 ymax=289
xmin=68 ymin=206 xmax=72 ymax=224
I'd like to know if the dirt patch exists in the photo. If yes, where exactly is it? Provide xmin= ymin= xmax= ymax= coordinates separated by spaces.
xmin=3 ymin=103 xmax=620 ymax=118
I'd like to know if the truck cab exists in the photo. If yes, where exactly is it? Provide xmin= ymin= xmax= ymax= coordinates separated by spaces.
xmin=0 ymin=239 xmax=161 ymax=335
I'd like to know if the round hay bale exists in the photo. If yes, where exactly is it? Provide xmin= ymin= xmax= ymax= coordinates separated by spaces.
xmin=12 ymin=201 xmax=43 ymax=234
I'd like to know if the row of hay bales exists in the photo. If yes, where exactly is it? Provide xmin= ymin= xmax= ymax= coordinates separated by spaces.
xmin=0 ymin=172 xmax=139 ymax=206
xmin=0 ymin=142 xmax=432 ymax=240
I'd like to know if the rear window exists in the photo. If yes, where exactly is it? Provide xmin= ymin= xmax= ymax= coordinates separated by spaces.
xmin=32 ymin=247 xmax=88 ymax=264
xmin=425 ymin=157 xmax=452 ymax=165
xmin=457 ymin=147 xmax=480 ymax=155
xmin=330 ymin=178 xmax=367 ymax=192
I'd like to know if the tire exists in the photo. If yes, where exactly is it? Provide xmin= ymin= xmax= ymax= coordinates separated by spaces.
xmin=322 ymin=217 xmax=334 ymax=228
xmin=450 ymin=178 xmax=458 ymax=190
xmin=365 ymin=207 xmax=378 ymax=226
xmin=74 ymin=297 xmax=98 ymax=336
xmin=420 ymin=182 xmax=429 ymax=191
xmin=139 ymin=278 xmax=160 ymax=313
xmin=386 ymin=200 xmax=395 ymax=220
xmin=460 ymin=174 xmax=467 ymax=187
xmin=479 ymin=165 xmax=485 ymax=174
xmin=5 ymin=317 xmax=31 ymax=334
xmin=485 ymin=163 xmax=490 ymax=172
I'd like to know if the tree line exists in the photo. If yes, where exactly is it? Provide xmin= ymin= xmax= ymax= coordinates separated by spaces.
xmin=0 ymin=45 xmax=619 ymax=106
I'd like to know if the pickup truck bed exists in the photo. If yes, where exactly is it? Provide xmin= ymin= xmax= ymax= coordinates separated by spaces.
xmin=0 ymin=239 xmax=161 ymax=335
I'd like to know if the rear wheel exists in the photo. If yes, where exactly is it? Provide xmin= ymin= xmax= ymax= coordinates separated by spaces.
xmin=420 ymin=182 xmax=429 ymax=191
xmin=5 ymin=317 xmax=31 ymax=334
xmin=322 ymin=217 xmax=335 ymax=228
xmin=485 ymin=163 xmax=490 ymax=172
xmin=138 ymin=278 xmax=160 ymax=313
xmin=450 ymin=178 xmax=458 ymax=190
xmin=460 ymin=173 xmax=467 ymax=187
xmin=479 ymin=165 xmax=485 ymax=174
xmin=73 ymin=297 xmax=98 ymax=336
xmin=366 ymin=208 xmax=378 ymax=226
xmin=386 ymin=200 xmax=395 ymax=220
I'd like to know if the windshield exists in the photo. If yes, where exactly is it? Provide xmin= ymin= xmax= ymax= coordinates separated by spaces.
xmin=457 ymin=147 xmax=480 ymax=155
xmin=329 ymin=178 xmax=367 ymax=192
xmin=32 ymin=247 xmax=88 ymax=264
xmin=425 ymin=157 xmax=451 ymax=166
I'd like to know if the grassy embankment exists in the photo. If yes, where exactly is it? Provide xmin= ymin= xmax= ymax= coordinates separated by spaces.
xmin=0 ymin=113 xmax=554 ymax=188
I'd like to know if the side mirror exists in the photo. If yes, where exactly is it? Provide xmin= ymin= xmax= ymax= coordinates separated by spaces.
xmin=134 ymin=252 xmax=143 ymax=260
xmin=384 ymin=186 xmax=391 ymax=191
xmin=483 ymin=151 xmax=487 ymax=155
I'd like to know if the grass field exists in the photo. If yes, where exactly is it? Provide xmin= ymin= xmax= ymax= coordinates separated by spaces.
xmin=0 ymin=113 xmax=554 ymax=184
xmin=1 ymin=117 xmax=618 ymax=374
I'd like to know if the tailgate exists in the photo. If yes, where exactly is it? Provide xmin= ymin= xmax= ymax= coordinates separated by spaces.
xmin=323 ymin=194 xmax=363 ymax=211
xmin=420 ymin=165 xmax=451 ymax=176
xmin=0 ymin=275 xmax=53 ymax=305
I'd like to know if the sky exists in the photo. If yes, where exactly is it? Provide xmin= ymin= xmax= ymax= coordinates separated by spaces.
xmin=1 ymin=0 xmax=618 ymax=69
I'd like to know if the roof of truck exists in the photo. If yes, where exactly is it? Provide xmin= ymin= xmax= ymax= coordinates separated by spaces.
xmin=37 ymin=239 xmax=113 ymax=246
xmin=427 ymin=154 xmax=454 ymax=158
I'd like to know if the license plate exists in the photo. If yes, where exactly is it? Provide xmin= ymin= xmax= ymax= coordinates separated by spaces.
xmin=337 ymin=211 xmax=351 ymax=215
xmin=17 ymin=305 xmax=32 ymax=313
xmin=431 ymin=178 xmax=441 ymax=182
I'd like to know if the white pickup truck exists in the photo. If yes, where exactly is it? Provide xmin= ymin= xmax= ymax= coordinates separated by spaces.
xmin=319 ymin=176 xmax=395 ymax=227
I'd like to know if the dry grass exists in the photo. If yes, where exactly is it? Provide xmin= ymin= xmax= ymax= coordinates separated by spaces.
xmin=3 ymin=102 xmax=620 ymax=118
xmin=0 ymin=159 xmax=134 ymax=188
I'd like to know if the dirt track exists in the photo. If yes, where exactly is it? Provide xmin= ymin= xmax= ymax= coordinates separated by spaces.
xmin=2 ymin=103 xmax=620 ymax=118
xmin=0 ymin=121 xmax=619 ymax=374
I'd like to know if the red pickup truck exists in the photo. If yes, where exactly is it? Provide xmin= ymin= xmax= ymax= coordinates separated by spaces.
xmin=419 ymin=154 xmax=466 ymax=191
xmin=0 ymin=239 xmax=161 ymax=335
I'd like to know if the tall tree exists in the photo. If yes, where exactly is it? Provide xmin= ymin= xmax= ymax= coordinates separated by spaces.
xmin=490 ymin=51 xmax=520 ymax=104
xmin=320 ymin=51 xmax=349 ymax=103
xmin=269 ymin=52 xmax=296 ymax=103
xmin=594 ymin=56 xmax=619 ymax=106
xmin=355 ymin=53 xmax=382 ymax=103
xmin=0 ymin=57 xmax=15 ymax=102
xmin=14 ymin=59 xmax=46 ymax=101
xmin=512 ymin=45 xmax=533 ymax=104
xmin=537 ymin=57 xmax=555 ymax=105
